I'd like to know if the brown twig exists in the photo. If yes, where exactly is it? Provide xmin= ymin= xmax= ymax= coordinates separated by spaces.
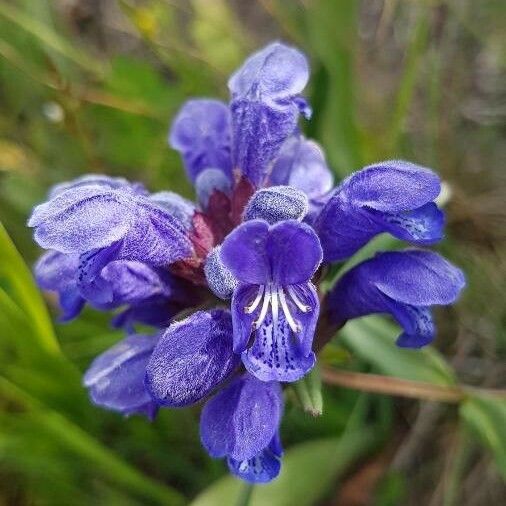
xmin=322 ymin=368 xmax=506 ymax=404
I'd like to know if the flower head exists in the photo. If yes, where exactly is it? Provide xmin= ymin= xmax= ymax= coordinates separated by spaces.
xmin=28 ymin=41 xmax=465 ymax=484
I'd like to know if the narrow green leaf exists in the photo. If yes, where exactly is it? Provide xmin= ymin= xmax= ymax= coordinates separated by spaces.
xmin=460 ymin=394 xmax=506 ymax=477
xmin=190 ymin=430 xmax=378 ymax=506
xmin=340 ymin=316 xmax=456 ymax=386
xmin=387 ymin=6 xmax=430 ymax=151
xmin=304 ymin=0 xmax=361 ymax=175
xmin=0 ymin=376 xmax=186 ymax=506
xmin=0 ymin=221 xmax=60 ymax=355
xmin=293 ymin=364 xmax=323 ymax=416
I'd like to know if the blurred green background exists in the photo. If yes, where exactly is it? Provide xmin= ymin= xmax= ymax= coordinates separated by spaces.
xmin=0 ymin=1 xmax=504 ymax=505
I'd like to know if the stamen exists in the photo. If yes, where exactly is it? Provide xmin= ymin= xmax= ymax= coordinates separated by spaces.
xmin=254 ymin=283 xmax=271 ymax=329
xmin=278 ymin=286 xmax=299 ymax=333
xmin=287 ymin=285 xmax=310 ymax=313
xmin=271 ymin=284 xmax=279 ymax=330
xmin=244 ymin=284 xmax=265 ymax=314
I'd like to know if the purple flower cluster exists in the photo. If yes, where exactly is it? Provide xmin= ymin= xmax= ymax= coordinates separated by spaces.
xmin=28 ymin=42 xmax=465 ymax=483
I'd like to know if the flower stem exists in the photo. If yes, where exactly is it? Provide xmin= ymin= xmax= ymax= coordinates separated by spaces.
xmin=235 ymin=482 xmax=254 ymax=506
xmin=322 ymin=368 xmax=506 ymax=404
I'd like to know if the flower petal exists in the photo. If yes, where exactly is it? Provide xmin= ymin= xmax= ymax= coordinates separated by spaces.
xmin=390 ymin=303 xmax=435 ymax=348
xmin=200 ymin=374 xmax=283 ymax=461
xmin=29 ymin=184 xmax=192 ymax=265
xmin=344 ymin=160 xmax=441 ymax=212
xmin=243 ymin=186 xmax=309 ymax=224
xmin=315 ymin=161 xmax=443 ymax=262
xmin=367 ymin=250 xmax=465 ymax=306
xmin=270 ymin=136 xmax=333 ymax=200
xmin=242 ymin=312 xmax=316 ymax=382
xmin=117 ymin=200 xmax=192 ymax=266
xmin=149 ymin=191 xmax=196 ymax=230
xmin=227 ymin=433 xmax=282 ymax=483
xmin=220 ymin=220 xmax=270 ymax=284
xmin=83 ymin=334 xmax=158 ymax=419
xmin=204 ymin=246 xmax=238 ymax=300
xmin=29 ymin=186 xmax=136 ymax=253
xmin=267 ymin=220 xmax=322 ymax=285
xmin=168 ymin=99 xmax=232 ymax=182
xmin=228 ymin=42 xmax=309 ymax=101
xmin=327 ymin=250 xmax=465 ymax=348
xmin=195 ymin=168 xmax=232 ymax=208
xmin=49 ymin=174 xmax=147 ymax=198
xmin=228 ymin=43 xmax=310 ymax=186
xmin=368 ymin=202 xmax=444 ymax=245
xmin=290 ymin=283 xmax=320 ymax=357
xmin=231 ymin=283 xmax=258 ymax=353
xmin=146 ymin=309 xmax=240 ymax=407
xmin=34 ymin=250 xmax=84 ymax=321
xmin=100 ymin=260 xmax=173 ymax=303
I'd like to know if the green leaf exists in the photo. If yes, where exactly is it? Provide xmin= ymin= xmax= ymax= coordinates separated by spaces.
xmin=460 ymin=394 xmax=506 ymax=477
xmin=304 ymin=0 xmax=361 ymax=175
xmin=340 ymin=316 xmax=456 ymax=386
xmin=293 ymin=364 xmax=323 ymax=416
xmin=0 ymin=376 xmax=186 ymax=506
xmin=190 ymin=430 xmax=378 ymax=506
xmin=0 ymin=221 xmax=60 ymax=355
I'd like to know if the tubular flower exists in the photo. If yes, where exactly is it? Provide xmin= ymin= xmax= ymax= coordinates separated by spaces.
xmin=28 ymin=41 xmax=465 ymax=484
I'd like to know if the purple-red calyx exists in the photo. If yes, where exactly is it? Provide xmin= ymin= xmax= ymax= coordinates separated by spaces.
xmin=28 ymin=41 xmax=465 ymax=484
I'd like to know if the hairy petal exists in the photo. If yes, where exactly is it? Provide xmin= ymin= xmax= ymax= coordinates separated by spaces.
xmin=204 ymin=246 xmax=238 ymax=300
xmin=49 ymin=174 xmax=147 ymax=198
xmin=169 ymin=99 xmax=232 ymax=181
xmin=195 ymin=168 xmax=232 ymax=208
xmin=83 ymin=334 xmax=158 ymax=419
xmin=146 ymin=309 xmax=240 ymax=407
xmin=29 ymin=185 xmax=192 ymax=265
xmin=227 ymin=433 xmax=282 ymax=483
xmin=343 ymin=160 xmax=441 ymax=212
xmin=34 ymin=250 xmax=84 ymax=321
xmin=200 ymin=374 xmax=283 ymax=461
xmin=29 ymin=186 xmax=136 ymax=253
xmin=270 ymin=136 xmax=333 ymax=200
xmin=229 ymin=42 xmax=310 ymax=186
xmin=243 ymin=186 xmax=309 ymax=224
xmin=149 ymin=191 xmax=196 ymax=230
xmin=315 ymin=161 xmax=444 ymax=262
xmin=327 ymin=250 xmax=465 ymax=348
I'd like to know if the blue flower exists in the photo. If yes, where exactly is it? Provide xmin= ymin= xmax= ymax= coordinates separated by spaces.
xmin=200 ymin=374 xmax=283 ymax=483
xmin=314 ymin=160 xmax=445 ymax=262
xmin=28 ymin=41 xmax=465 ymax=484
xmin=83 ymin=334 xmax=159 ymax=420
xmin=220 ymin=219 xmax=322 ymax=381
xmin=327 ymin=250 xmax=465 ymax=348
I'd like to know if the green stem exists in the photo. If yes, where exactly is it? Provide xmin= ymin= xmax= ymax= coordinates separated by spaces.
xmin=235 ymin=482 xmax=254 ymax=506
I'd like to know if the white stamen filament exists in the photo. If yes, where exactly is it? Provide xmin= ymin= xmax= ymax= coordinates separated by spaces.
xmin=254 ymin=283 xmax=272 ymax=329
xmin=278 ymin=286 xmax=300 ymax=333
xmin=287 ymin=286 xmax=310 ymax=313
xmin=245 ymin=282 xmax=311 ymax=335
xmin=245 ymin=284 xmax=265 ymax=313
xmin=271 ymin=284 xmax=279 ymax=330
